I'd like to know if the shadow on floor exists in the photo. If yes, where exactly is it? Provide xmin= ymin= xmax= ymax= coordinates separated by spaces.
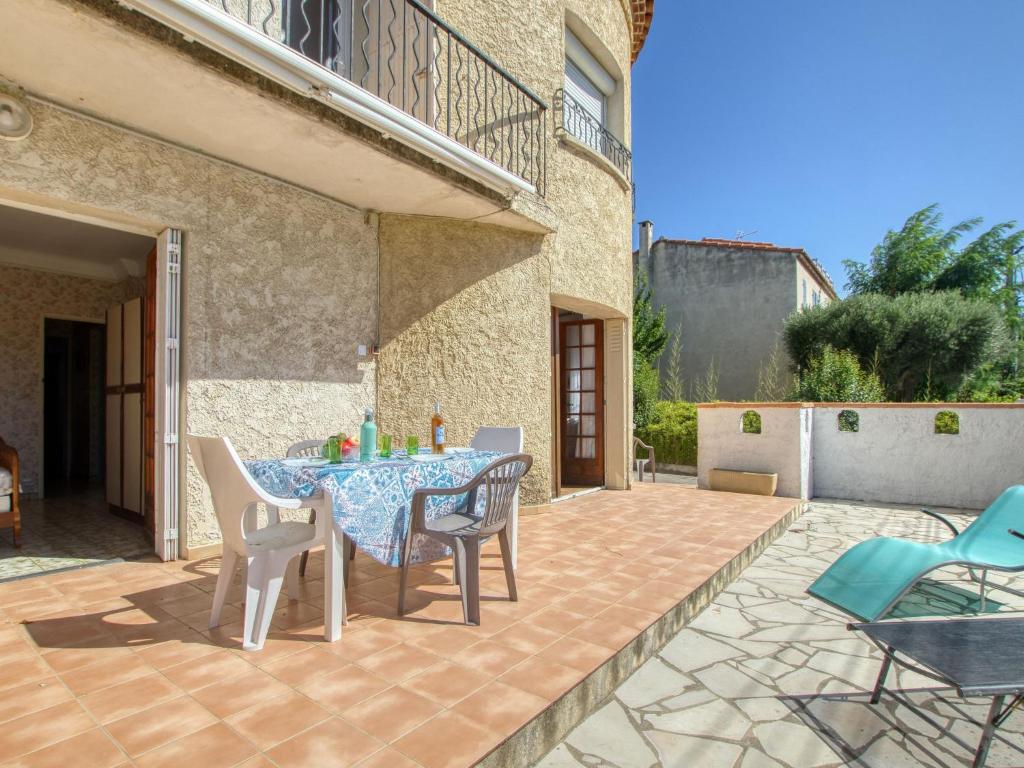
xmin=786 ymin=688 xmax=1024 ymax=768
xmin=890 ymin=578 xmax=1006 ymax=618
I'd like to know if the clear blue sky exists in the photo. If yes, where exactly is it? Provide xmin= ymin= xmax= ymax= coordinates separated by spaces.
xmin=631 ymin=1 xmax=1024 ymax=295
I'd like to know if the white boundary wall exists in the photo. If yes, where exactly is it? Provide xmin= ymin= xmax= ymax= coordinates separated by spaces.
xmin=698 ymin=403 xmax=1024 ymax=509
xmin=697 ymin=405 xmax=813 ymax=499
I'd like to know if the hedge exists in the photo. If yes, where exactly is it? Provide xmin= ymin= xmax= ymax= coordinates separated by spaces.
xmin=637 ymin=401 xmax=698 ymax=467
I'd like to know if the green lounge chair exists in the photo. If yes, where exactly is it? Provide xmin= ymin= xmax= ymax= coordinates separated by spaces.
xmin=808 ymin=485 xmax=1024 ymax=622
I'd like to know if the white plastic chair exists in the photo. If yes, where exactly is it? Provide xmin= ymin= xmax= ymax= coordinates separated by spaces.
xmin=187 ymin=435 xmax=334 ymax=651
xmin=470 ymin=426 xmax=524 ymax=569
xmin=286 ymin=439 xmax=355 ymax=579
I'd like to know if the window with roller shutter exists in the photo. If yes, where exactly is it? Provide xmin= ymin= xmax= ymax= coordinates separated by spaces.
xmin=563 ymin=29 xmax=614 ymax=153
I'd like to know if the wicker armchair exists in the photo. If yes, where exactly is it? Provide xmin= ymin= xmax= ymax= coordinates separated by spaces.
xmin=0 ymin=436 xmax=21 ymax=547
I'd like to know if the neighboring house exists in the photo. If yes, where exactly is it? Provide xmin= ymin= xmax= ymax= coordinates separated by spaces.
xmin=0 ymin=0 xmax=651 ymax=560
xmin=634 ymin=221 xmax=836 ymax=402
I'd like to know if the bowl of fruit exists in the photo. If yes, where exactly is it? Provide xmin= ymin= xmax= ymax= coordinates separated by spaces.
xmin=323 ymin=433 xmax=357 ymax=463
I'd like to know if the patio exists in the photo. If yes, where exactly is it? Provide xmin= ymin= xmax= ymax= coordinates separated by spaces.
xmin=0 ymin=483 xmax=798 ymax=768
xmin=540 ymin=499 xmax=1024 ymax=768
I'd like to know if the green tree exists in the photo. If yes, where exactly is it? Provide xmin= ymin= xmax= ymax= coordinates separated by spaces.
xmin=633 ymin=272 xmax=668 ymax=364
xmin=843 ymin=205 xmax=983 ymax=296
xmin=632 ymin=356 xmax=660 ymax=430
xmin=844 ymin=205 xmax=1023 ymax=396
xmin=790 ymin=346 xmax=885 ymax=402
xmin=636 ymin=401 xmax=698 ymax=466
xmin=755 ymin=339 xmax=788 ymax=402
xmin=784 ymin=292 xmax=1004 ymax=401
xmin=632 ymin=272 xmax=668 ymax=429
xmin=662 ymin=323 xmax=685 ymax=401
xmin=692 ymin=358 xmax=719 ymax=403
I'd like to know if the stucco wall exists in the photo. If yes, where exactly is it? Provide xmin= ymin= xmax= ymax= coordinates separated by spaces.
xmin=0 ymin=102 xmax=377 ymax=549
xmin=0 ymin=265 xmax=143 ymax=494
xmin=436 ymin=0 xmax=633 ymax=318
xmin=812 ymin=405 xmax=1024 ymax=509
xmin=377 ymin=215 xmax=551 ymax=502
xmin=697 ymin=405 xmax=811 ymax=499
xmin=407 ymin=0 xmax=635 ymax=499
xmin=698 ymin=403 xmax=1024 ymax=509
xmin=2 ymin=0 xmax=635 ymax=537
xmin=648 ymin=242 xmax=798 ymax=401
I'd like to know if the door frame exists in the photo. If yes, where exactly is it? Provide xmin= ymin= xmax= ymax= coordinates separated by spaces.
xmin=3 ymin=194 xmax=182 ymax=560
xmin=154 ymin=228 xmax=183 ymax=561
xmin=557 ymin=317 xmax=605 ymax=488
xmin=550 ymin=308 xmax=562 ymax=499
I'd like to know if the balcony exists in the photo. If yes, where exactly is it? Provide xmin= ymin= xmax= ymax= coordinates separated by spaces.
xmin=555 ymin=87 xmax=632 ymax=183
xmin=198 ymin=0 xmax=547 ymax=193
xmin=0 ymin=0 xmax=551 ymax=228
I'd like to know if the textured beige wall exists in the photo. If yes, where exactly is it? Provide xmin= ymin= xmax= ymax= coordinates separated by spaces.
xmin=0 ymin=265 xmax=142 ymax=494
xmin=1 ymin=0 xmax=635 ymax=539
xmin=377 ymin=215 xmax=551 ymax=502
xmin=386 ymin=0 xmax=635 ymax=500
xmin=0 ymin=102 xmax=377 ymax=549
xmin=439 ymin=0 xmax=634 ymax=311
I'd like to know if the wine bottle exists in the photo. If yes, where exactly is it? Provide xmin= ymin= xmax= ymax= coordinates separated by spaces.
xmin=431 ymin=401 xmax=446 ymax=454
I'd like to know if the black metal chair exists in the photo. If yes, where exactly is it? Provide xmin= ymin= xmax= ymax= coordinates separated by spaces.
xmin=398 ymin=453 xmax=532 ymax=625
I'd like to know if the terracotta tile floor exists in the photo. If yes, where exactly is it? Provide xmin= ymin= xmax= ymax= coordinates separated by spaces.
xmin=0 ymin=484 xmax=797 ymax=768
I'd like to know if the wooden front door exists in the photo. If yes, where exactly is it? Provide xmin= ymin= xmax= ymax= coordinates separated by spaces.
xmin=105 ymin=297 xmax=145 ymax=522
xmin=559 ymin=319 xmax=604 ymax=486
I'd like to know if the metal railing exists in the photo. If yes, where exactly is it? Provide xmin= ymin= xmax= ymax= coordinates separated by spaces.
xmin=556 ymin=88 xmax=631 ymax=182
xmin=206 ymin=0 xmax=547 ymax=192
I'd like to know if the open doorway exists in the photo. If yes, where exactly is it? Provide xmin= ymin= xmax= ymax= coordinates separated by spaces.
xmin=43 ymin=318 xmax=106 ymax=498
xmin=551 ymin=307 xmax=606 ymax=500
xmin=0 ymin=202 xmax=158 ymax=580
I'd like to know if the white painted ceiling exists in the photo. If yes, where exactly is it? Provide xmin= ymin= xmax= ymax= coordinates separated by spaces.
xmin=0 ymin=203 xmax=155 ymax=282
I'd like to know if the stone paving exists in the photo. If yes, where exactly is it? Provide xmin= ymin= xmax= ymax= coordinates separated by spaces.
xmin=537 ymin=499 xmax=1024 ymax=768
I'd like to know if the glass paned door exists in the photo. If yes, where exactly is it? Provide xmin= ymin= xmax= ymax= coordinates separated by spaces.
xmin=559 ymin=319 xmax=604 ymax=486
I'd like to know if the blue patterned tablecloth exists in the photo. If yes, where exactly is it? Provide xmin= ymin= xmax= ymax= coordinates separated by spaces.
xmin=245 ymin=450 xmax=501 ymax=567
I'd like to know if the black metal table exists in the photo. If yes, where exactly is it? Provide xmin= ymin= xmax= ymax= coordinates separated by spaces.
xmin=850 ymin=617 xmax=1024 ymax=768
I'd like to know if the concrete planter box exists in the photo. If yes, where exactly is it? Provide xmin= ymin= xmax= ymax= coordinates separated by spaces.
xmin=709 ymin=468 xmax=778 ymax=496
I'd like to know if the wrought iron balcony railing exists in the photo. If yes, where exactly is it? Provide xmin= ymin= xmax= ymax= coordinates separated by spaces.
xmin=556 ymin=88 xmax=631 ymax=182
xmin=205 ymin=0 xmax=547 ymax=192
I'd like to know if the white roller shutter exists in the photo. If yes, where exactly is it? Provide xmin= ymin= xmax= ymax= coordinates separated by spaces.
xmin=564 ymin=58 xmax=606 ymax=126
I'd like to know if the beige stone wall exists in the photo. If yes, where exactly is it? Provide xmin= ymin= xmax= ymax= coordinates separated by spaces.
xmin=1 ymin=0 xmax=635 ymax=540
xmin=0 ymin=265 xmax=142 ymax=494
xmin=376 ymin=215 xmax=550 ymax=501
xmin=437 ymin=0 xmax=634 ymax=320
xmin=389 ymin=0 xmax=635 ymax=500
xmin=0 ymin=102 xmax=377 ymax=549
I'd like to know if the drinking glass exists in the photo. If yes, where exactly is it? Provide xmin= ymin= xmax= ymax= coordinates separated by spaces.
xmin=379 ymin=434 xmax=392 ymax=458
xmin=326 ymin=436 xmax=341 ymax=463
xmin=406 ymin=435 xmax=419 ymax=455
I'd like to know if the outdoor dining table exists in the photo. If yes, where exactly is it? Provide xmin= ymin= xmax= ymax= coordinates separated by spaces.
xmin=245 ymin=448 xmax=502 ymax=641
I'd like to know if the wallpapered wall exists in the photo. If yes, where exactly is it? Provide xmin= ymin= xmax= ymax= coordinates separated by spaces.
xmin=0 ymin=263 xmax=144 ymax=495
